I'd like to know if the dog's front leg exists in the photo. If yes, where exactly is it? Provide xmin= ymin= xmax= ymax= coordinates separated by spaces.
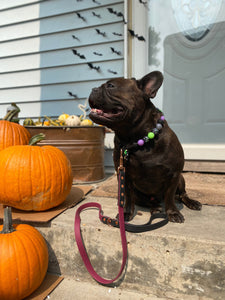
xmin=165 ymin=176 xmax=185 ymax=223
xmin=123 ymin=176 xmax=136 ymax=221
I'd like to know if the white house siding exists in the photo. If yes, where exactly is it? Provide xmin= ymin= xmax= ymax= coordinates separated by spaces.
xmin=0 ymin=0 xmax=125 ymax=121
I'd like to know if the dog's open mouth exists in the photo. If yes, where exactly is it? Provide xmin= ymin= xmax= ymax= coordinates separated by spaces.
xmin=89 ymin=107 xmax=124 ymax=124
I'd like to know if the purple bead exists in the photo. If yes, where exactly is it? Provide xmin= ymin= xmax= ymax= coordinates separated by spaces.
xmin=160 ymin=115 xmax=165 ymax=121
xmin=137 ymin=139 xmax=145 ymax=146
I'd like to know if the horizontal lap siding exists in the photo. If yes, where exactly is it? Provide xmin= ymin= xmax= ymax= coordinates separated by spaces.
xmin=0 ymin=0 xmax=122 ymax=25
xmin=1 ymin=60 xmax=124 ymax=87
xmin=0 ymin=3 xmax=124 ymax=41
xmin=0 ymin=22 xmax=123 ymax=57
xmin=1 ymin=41 xmax=124 ymax=71
xmin=0 ymin=0 xmax=125 ymax=121
xmin=0 ymin=0 xmax=41 ymax=10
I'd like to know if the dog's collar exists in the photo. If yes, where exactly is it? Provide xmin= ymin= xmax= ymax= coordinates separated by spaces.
xmin=121 ymin=111 xmax=165 ymax=160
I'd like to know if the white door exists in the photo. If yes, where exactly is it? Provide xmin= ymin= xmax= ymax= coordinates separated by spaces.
xmin=131 ymin=0 xmax=225 ymax=161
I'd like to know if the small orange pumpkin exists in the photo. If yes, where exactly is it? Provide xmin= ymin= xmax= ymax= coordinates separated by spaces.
xmin=0 ymin=134 xmax=73 ymax=211
xmin=0 ymin=103 xmax=31 ymax=151
xmin=0 ymin=120 xmax=31 ymax=150
xmin=0 ymin=206 xmax=48 ymax=300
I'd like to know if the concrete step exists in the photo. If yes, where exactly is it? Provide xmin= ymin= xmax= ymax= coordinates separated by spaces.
xmin=48 ymin=277 xmax=167 ymax=300
xmin=36 ymin=188 xmax=225 ymax=300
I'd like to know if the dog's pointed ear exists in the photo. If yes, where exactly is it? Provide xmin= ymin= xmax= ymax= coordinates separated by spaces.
xmin=137 ymin=71 xmax=163 ymax=98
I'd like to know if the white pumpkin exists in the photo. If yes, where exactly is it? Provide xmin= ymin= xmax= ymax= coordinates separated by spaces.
xmin=65 ymin=115 xmax=81 ymax=126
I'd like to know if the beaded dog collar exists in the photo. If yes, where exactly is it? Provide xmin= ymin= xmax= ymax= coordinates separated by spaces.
xmin=122 ymin=113 xmax=165 ymax=160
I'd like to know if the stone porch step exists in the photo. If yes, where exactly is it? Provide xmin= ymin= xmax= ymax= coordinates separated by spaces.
xmin=48 ymin=277 xmax=167 ymax=300
xmin=36 ymin=188 xmax=225 ymax=300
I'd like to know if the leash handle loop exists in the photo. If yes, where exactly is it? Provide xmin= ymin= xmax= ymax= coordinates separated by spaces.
xmin=74 ymin=169 xmax=128 ymax=286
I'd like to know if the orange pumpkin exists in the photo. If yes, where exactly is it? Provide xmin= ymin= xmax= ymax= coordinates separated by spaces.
xmin=0 ymin=120 xmax=31 ymax=151
xmin=0 ymin=103 xmax=31 ymax=151
xmin=0 ymin=136 xmax=73 ymax=211
xmin=0 ymin=206 xmax=48 ymax=300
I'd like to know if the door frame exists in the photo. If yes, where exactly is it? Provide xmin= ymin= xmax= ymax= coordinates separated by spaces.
xmin=129 ymin=0 xmax=225 ymax=167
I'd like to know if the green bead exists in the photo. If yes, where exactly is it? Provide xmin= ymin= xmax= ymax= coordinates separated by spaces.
xmin=148 ymin=132 xmax=155 ymax=139
xmin=124 ymin=149 xmax=128 ymax=155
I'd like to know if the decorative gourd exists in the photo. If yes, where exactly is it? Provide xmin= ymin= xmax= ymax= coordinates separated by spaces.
xmin=0 ymin=104 xmax=31 ymax=151
xmin=58 ymin=113 xmax=69 ymax=121
xmin=43 ymin=120 xmax=51 ymax=126
xmin=23 ymin=118 xmax=35 ymax=126
xmin=80 ymin=119 xmax=93 ymax=126
xmin=0 ymin=134 xmax=73 ymax=211
xmin=35 ymin=117 xmax=43 ymax=126
xmin=44 ymin=116 xmax=60 ymax=126
xmin=65 ymin=115 xmax=81 ymax=126
xmin=78 ymin=102 xmax=93 ymax=125
xmin=0 ymin=206 xmax=48 ymax=300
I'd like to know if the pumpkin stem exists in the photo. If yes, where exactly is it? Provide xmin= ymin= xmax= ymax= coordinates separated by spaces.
xmin=3 ymin=103 xmax=20 ymax=121
xmin=0 ymin=206 xmax=15 ymax=234
xmin=29 ymin=133 xmax=46 ymax=145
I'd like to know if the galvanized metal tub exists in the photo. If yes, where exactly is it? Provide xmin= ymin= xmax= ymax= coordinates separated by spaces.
xmin=25 ymin=126 xmax=105 ymax=183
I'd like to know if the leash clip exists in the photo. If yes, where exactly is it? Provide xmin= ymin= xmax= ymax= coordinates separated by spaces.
xmin=118 ymin=149 xmax=125 ymax=172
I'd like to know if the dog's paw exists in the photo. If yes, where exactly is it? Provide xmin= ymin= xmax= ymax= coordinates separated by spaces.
xmin=167 ymin=209 xmax=185 ymax=223
xmin=182 ymin=197 xmax=202 ymax=211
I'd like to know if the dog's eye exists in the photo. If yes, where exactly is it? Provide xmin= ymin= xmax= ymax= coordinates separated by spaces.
xmin=107 ymin=82 xmax=115 ymax=88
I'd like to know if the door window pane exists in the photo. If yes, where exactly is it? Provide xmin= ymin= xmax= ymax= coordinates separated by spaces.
xmin=148 ymin=0 xmax=225 ymax=143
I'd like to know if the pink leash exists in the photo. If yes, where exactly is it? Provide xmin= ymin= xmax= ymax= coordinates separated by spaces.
xmin=74 ymin=150 xmax=168 ymax=285
xmin=74 ymin=156 xmax=127 ymax=285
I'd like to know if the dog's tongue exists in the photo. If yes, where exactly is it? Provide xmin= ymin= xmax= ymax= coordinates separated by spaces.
xmin=91 ymin=108 xmax=103 ymax=115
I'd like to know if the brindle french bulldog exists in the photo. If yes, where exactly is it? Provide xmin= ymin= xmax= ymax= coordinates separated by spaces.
xmin=89 ymin=71 xmax=202 ymax=223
